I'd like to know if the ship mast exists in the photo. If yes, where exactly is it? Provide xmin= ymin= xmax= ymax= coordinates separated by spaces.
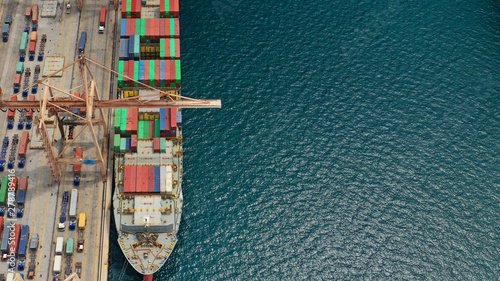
xmin=0 ymin=56 xmax=221 ymax=183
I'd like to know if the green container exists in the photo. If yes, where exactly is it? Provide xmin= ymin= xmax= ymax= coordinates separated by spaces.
xmin=114 ymin=108 xmax=122 ymax=131
xmin=118 ymin=61 xmax=124 ymax=87
xmin=120 ymin=138 xmax=127 ymax=153
xmin=114 ymin=134 xmax=121 ymax=152
xmin=160 ymin=138 xmax=166 ymax=153
xmin=170 ymin=38 xmax=176 ymax=59
xmin=135 ymin=19 xmax=141 ymax=35
xmin=120 ymin=108 xmax=127 ymax=134
xmin=126 ymin=0 xmax=132 ymax=11
xmin=150 ymin=60 xmax=155 ymax=86
xmin=20 ymin=32 xmax=28 ymax=54
xmin=141 ymin=0 xmax=146 ymax=5
xmin=144 ymin=120 xmax=150 ymax=139
xmin=16 ymin=62 xmax=24 ymax=74
xmin=169 ymin=18 xmax=175 ymax=38
xmin=134 ymin=61 xmax=139 ymax=86
xmin=66 ymin=238 xmax=74 ymax=255
xmin=154 ymin=119 xmax=160 ymax=138
xmin=133 ymin=36 xmax=140 ymax=58
xmin=175 ymin=60 xmax=181 ymax=83
xmin=0 ymin=176 xmax=8 ymax=204
xmin=159 ymin=38 xmax=165 ymax=59
xmin=140 ymin=19 xmax=146 ymax=40
xmin=138 ymin=120 xmax=144 ymax=139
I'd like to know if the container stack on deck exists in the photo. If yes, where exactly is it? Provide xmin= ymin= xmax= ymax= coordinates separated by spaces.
xmin=115 ymin=0 xmax=182 ymax=200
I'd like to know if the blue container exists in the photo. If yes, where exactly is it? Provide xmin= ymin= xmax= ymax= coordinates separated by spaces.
xmin=119 ymin=39 xmax=129 ymax=60
xmin=177 ymin=111 xmax=182 ymax=126
xmin=139 ymin=60 xmax=145 ymax=83
xmin=126 ymin=138 xmax=131 ymax=151
xmin=160 ymin=60 xmax=166 ymax=85
xmin=17 ymin=225 xmax=29 ymax=258
xmin=128 ymin=35 xmax=135 ymax=59
xmin=2 ymin=24 xmax=9 ymax=36
xmin=160 ymin=109 xmax=166 ymax=133
xmin=120 ymin=19 xmax=126 ymax=38
xmin=17 ymin=190 xmax=26 ymax=207
xmin=154 ymin=166 xmax=160 ymax=193
xmin=78 ymin=32 xmax=87 ymax=53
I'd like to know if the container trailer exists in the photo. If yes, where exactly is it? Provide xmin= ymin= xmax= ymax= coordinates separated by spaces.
xmin=99 ymin=6 xmax=106 ymax=33
xmin=18 ymin=225 xmax=29 ymax=258
xmin=74 ymin=147 xmax=82 ymax=185
xmin=32 ymin=5 xmax=39 ymax=24
xmin=29 ymin=233 xmax=38 ymax=250
xmin=79 ymin=31 xmax=87 ymax=53
xmin=53 ymin=255 xmax=62 ymax=273
xmin=69 ymin=189 xmax=78 ymax=229
xmin=66 ymin=238 xmax=74 ymax=255
xmin=55 ymin=237 xmax=64 ymax=254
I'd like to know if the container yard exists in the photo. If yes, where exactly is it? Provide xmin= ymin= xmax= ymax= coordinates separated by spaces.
xmin=0 ymin=0 xmax=119 ymax=279
xmin=0 ymin=0 xmax=220 ymax=280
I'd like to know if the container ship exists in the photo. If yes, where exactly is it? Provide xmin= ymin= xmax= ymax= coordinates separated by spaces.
xmin=112 ymin=0 xmax=183 ymax=279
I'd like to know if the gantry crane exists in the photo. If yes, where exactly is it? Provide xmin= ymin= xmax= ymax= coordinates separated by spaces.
xmin=0 ymin=56 xmax=221 ymax=183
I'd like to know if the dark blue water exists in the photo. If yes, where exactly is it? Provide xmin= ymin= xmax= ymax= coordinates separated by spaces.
xmin=109 ymin=0 xmax=500 ymax=279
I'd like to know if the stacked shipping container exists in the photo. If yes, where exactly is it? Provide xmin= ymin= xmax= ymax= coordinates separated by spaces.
xmin=123 ymin=165 xmax=173 ymax=194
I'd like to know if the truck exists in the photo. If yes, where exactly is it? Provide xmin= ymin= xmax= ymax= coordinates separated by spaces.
xmin=55 ymin=237 xmax=64 ymax=254
xmin=77 ymin=231 xmax=84 ymax=252
xmin=75 ymin=262 xmax=82 ymax=277
xmin=18 ymin=131 xmax=29 ymax=168
xmin=29 ymin=233 xmax=38 ymax=250
xmin=2 ymin=24 xmax=9 ymax=42
xmin=31 ymin=5 xmax=39 ymax=25
xmin=7 ymin=96 xmax=16 ymax=122
xmin=53 ymin=255 xmax=62 ymax=273
xmin=28 ymin=264 xmax=35 ymax=279
xmin=99 ymin=6 xmax=106 ymax=33
xmin=78 ymin=31 xmax=87 ymax=53
xmin=65 ymin=238 xmax=74 ymax=255
xmin=69 ymin=189 xmax=78 ymax=230
xmin=66 ymin=2 xmax=71 ymax=14
xmin=78 ymin=213 xmax=86 ymax=229
xmin=73 ymin=147 xmax=82 ymax=185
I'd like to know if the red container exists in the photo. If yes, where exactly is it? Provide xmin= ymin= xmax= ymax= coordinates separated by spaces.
xmin=74 ymin=147 xmax=82 ymax=175
xmin=155 ymin=19 xmax=160 ymax=41
xmin=133 ymin=0 xmax=141 ymax=17
xmin=124 ymin=166 xmax=130 ymax=193
xmin=159 ymin=19 xmax=165 ymax=40
xmin=142 ymin=166 xmax=147 ymax=192
xmin=18 ymin=131 xmax=29 ymax=158
xmin=12 ymin=224 xmax=21 ymax=255
xmin=25 ymin=7 xmax=32 ymax=19
xmin=123 ymin=60 xmax=129 ymax=85
xmin=148 ymin=166 xmax=155 ymax=192
xmin=128 ymin=60 xmax=135 ymax=87
xmin=121 ymin=0 xmax=127 ymax=17
xmin=20 ymin=177 xmax=28 ymax=191
xmin=174 ymin=18 xmax=180 ymax=38
xmin=131 ymin=134 xmax=138 ymax=151
xmin=130 ymin=108 xmax=138 ymax=134
xmin=29 ymin=41 xmax=36 ymax=54
xmin=10 ymin=177 xmax=18 ymax=192
xmin=130 ymin=166 xmax=137 ymax=192
xmin=126 ymin=111 xmax=133 ymax=134
xmin=174 ymin=39 xmax=180 ymax=59
xmin=153 ymin=138 xmax=160 ymax=153
xmin=135 ymin=166 xmax=142 ymax=192
xmin=144 ymin=60 xmax=150 ymax=85
xmin=145 ymin=19 xmax=151 ymax=40
xmin=14 ymin=74 xmax=22 ymax=86
xmin=155 ymin=60 xmax=160 ymax=87
xmin=32 ymin=5 xmax=39 ymax=24
xmin=8 ymin=96 xmax=17 ymax=120
xmin=170 ymin=108 xmax=177 ymax=131
xmin=170 ymin=0 xmax=179 ymax=17
xmin=165 ymin=108 xmax=171 ymax=133
xmin=99 ymin=6 xmax=106 ymax=26
xmin=149 ymin=121 xmax=155 ymax=139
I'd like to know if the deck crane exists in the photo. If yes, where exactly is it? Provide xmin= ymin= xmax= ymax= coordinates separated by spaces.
xmin=0 ymin=56 xmax=221 ymax=183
